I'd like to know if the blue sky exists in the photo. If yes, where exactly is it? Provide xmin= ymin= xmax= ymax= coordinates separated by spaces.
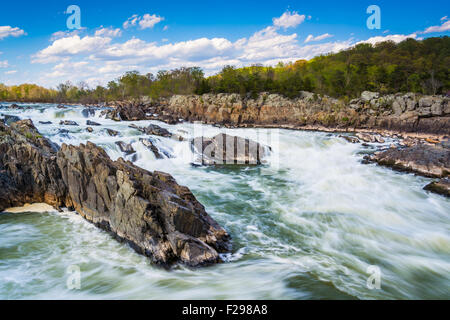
xmin=0 ymin=0 xmax=448 ymax=88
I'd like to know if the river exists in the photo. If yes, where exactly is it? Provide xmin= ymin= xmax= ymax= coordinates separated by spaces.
xmin=0 ymin=103 xmax=449 ymax=299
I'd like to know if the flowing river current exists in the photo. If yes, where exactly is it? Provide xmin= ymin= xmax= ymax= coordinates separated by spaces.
xmin=0 ymin=103 xmax=449 ymax=300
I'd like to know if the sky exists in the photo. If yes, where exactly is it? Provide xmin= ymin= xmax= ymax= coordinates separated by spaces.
xmin=0 ymin=0 xmax=449 ymax=88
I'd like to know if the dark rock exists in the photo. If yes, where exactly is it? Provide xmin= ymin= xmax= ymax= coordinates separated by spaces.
xmin=115 ymin=141 xmax=135 ymax=155
xmin=57 ymin=104 xmax=67 ymax=109
xmin=339 ymin=135 xmax=360 ymax=144
xmin=129 ymin=123 xmax=172 ymax=137
xmin=191 ymin=133 xmax=270 ymax=165
xmin=86 ymin=127 xmax=93 ymax=133
xmin=0 ymin=119 xmax=230 ymax=267
xmin=106 ymin=128 xmax=120 ymax=137
xmin=2 ymin=115 xmax=21 ymax=125
xmin=39 ymin=121 xmax=52 ymax=125
xmin=86 ymin=120 xmax=101 ymax=126
xmin=368 ymin=144 xmax=450 ymax=178
xmin=82 ymin=108 xmax=96 ymax=118
xmin=424 ymin=178 xmax=450 ymax=197
xmin=140 ymin=138 xmax=163 ymax=159
xmin=59 ymin=120 xmax=79 ymax=126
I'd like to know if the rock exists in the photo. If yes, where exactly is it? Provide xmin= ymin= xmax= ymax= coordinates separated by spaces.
xmin=2 ymin=115 xmax=21 ymax=125
xmin=130 ymin=123 xmax=172 ymax=137
xmin=419 ymin=97 xmax=433 ymax=108
xmin=39 ymin=121 xmax=52 ymax=125
xmin=368 ymin=144 xmax=450 ymax=178
xmin=339 ymin=135 xmax=360 ymax=144
xmin=440 ymin=139 xmax=450 ymax=149
xmin=424 ymin=178 xmax=450 ymax=197
xmin=57 ymin=104 xmax=66 ymax=109
xmin=82 ymin=108 xmax=96 ymax=118
xmin=115 ymin=141 xmax=135 ymax=155
xmin=0 ymin=119 xmax=230 ymax=267
xmin=106 ymin=129 xmax=120 ymax=137
xmin=145 ymin=124 xmax=172 ymax=137
xmin=191 ymin=133 xmax=270 ymax=165
xmin=86 ymin=127 xmax=93 ymax=133
xmin=59 ymin=120 xmax=79 ymax=126
xmin=8 ymin=104 xmax=21 ymax=109
xmin=58 ymin=129 xmax=70 ymax=134
xmin=361 ymin=91 xmax=380 ymax=102
xmin=140 ymin=138 xmax=163 ymax=159
xmin=431 ymin=103 xmax=443 ymax=116
xmin=86 ymin=120 xmax=101 ymax=126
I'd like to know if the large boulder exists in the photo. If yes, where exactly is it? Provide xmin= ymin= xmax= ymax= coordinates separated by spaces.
xmin=191 ymin=133 xmax=270 ymax=165
xmin=424 ymin=178 xmax=450 ymax=197
xmin=0 ymin=119 xmax=231 ymax=267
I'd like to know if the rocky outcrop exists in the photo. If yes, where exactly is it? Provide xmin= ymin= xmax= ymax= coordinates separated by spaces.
xmin=424 ymin=178 xmax=450 ymax=197
xmin=367 ymin=144 xmax=450 ymax=178
xmin=0 ymin=119 xmax=231 ymax=267
xmin=191 ymin=133 xmax=270 ymax=166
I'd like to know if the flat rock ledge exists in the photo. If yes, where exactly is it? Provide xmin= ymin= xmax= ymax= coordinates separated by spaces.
xmin=0 ymin=119 xmax=231 ymax=267
xmin=366 ymin=144 xmax=450 ymax=197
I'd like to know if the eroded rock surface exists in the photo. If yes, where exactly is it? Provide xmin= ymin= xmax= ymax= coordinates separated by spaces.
xmin=0 ymin=119 xmax=231 ymax=267
xmin=424 ymin=178 xmax=450 ymax=197
xmin=368 ymin=144 xmax=450 ymax=178
xmin=191 ymin=133 xmax=270 ymax=166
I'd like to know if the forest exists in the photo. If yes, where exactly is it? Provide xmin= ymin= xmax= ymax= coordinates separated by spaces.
xmin=1 ymin=36 xmax=449 ymax=103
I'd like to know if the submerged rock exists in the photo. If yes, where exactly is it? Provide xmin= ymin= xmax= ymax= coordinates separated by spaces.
xmin=82 ymin=108 xmax=96 ymax=118
xmin=130 ymin=123 xmax=172 ymax=137
xmin=191 ymin=133 xmax=270 ymax=166
xmin=59 ymin=120 xmax=79 ymax=126
xmin=39 ymin=121 xmax=52 ymax=125
xmin=2 ymin=115 xmax=21 ymax=125
xmin=86 ymin=127 xmax=94 ymax=133
xmin=115 ymin=141 xmax=135 ymax=155
xmin=424 ymin=178 xmax=450 ymax=197
xmin=0 ymin=119 xmax=231 ymax=267
xmin=86 ymin=120 xmax=101 ymax=126
xmin=106 ymin=128 xmax=120 ymax=137
xmin=140 ymin=138 xmax=163 ymax=159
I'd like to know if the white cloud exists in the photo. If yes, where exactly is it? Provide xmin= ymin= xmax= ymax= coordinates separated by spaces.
xmin=422 ymin=20 xmax=450 ymax=34
xmin=32 ymin=35 xmax=112 ymax=63
xmin=123 ymin=14 xmax=139 ymax=29
xmin=5 ymin=70 xmax=17 ymax=75
xmin=139 ymin=14 xmax=164 ymax=29
xmin=123 ymin=14 xmax=164 ymax=30
xmin=356 ymin=33 xmax=417 ymax=45
xmin=0 ymin=26 xmax=26 ymax=40
xmin=0 ymin=60 xmax=8 ymax=68
xmin=50 ymin=30 xmax=83 ymax=41
xmin=441 ymin=16 xmax=448 ymax=22
xmin=304 ymin=33 xmax=333 ymax=43
xmin=273 ymin=11 xmax=306 ymax=29
xmin=95 ymin=27 xmax=122 ymax=38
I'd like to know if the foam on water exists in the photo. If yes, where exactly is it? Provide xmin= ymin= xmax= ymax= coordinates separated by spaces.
xmin=0 ymin=103 xmax=449 ymax=300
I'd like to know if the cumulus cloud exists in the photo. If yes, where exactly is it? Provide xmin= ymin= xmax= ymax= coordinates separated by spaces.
xmin=422 ymin=20 xmax=450 ymax=34
xmin=304 ymin=33 xmax=333 ymax=43
xmin=123 ymin=14 xmax=164 ymax=30
xmin=95 ymin=27 xmax=122 ymax=38
xmin=50 ymin=30 xmax=83 ymax=41
xmin=0 ymin=26 xmax=26 ymax=40
xmin=4 ymin=70 xmax=17 ymax=75
xmin=441 ymin=16 xmax=448 ymax=22
xmin=356 ymin=33 xmax=417 ymax=45
xmin=32 ymin=35 xmax=112 ymax=63
xmin=139 ymin=14 xmax=164 ymax=29
xmin=273 ymin=11 xmax=306 ymax=29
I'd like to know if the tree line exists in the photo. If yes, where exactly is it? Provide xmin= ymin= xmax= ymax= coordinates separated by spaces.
xmin=1 ymin=36 xmax=448 ymax=104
